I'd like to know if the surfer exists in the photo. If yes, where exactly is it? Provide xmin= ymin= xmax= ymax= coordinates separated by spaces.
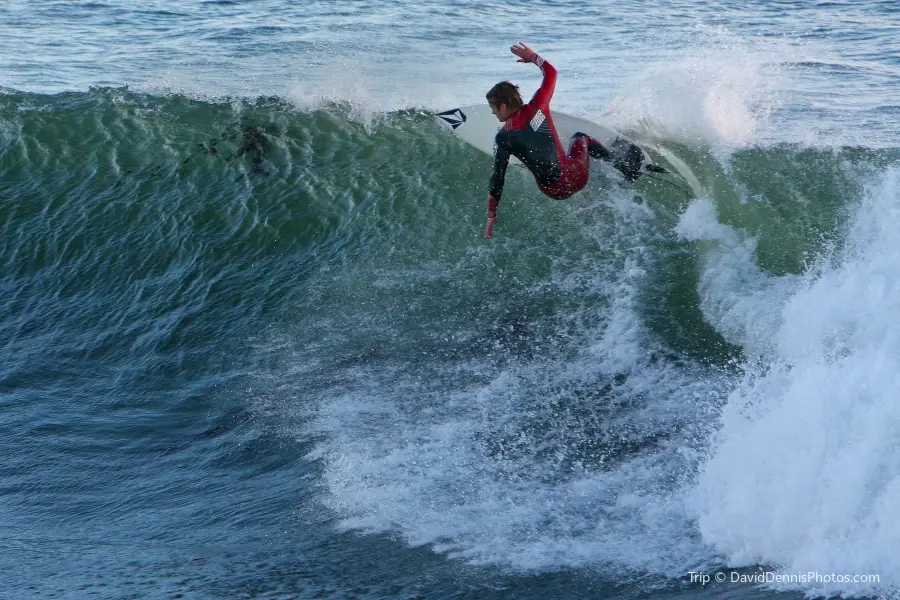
xmin=484 ymin=42 xmax=618 ymax=238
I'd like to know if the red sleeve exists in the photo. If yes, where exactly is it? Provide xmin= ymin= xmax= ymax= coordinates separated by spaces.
xmin=529 ymin=54 xmax=556 ymax=108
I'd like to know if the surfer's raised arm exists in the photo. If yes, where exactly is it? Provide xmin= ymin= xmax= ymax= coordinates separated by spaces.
xmin=521 ymin=50 xmax=557 ymax=107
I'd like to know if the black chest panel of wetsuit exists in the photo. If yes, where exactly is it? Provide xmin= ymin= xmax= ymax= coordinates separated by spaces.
xmin=495 ymin=111 xmax=561 ymax=188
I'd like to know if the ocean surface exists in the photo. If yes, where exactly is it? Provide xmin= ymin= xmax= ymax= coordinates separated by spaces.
xmin=2 ymin=1 xmax=900 ymax=598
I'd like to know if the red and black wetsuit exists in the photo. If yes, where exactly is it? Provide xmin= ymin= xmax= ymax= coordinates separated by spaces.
xmin=487 ymin=54 xmax=607 ymax=217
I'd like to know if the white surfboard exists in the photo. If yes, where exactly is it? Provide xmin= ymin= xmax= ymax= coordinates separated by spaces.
xmin=435 ymin=104 xmax=656 ymax=181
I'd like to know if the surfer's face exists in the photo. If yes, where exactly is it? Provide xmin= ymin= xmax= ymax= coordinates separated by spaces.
xmin=490 ymin=102 xmax=513 ymax=122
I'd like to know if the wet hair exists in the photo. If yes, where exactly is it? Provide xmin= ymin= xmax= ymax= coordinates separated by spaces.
xmin=486 ymin=81 xmax=523 ymax=110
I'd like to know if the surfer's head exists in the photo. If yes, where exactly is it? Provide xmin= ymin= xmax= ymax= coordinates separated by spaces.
xmin=486 ymin=81 xmax=522 ymax=122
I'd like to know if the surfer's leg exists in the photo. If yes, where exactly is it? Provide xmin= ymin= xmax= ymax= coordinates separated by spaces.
xmin=609 ymin=137 xmax=644 ymax=182
xmin=564 ymin=136 xmax=590 ymax=193
xmin=567 ymin=134 xmax=589 ymax=166
xmin=536 ymin=135 xmax=593 ymax=200
xmin=539 ymin=154 xmax=589 ymax=199
xmin=572 ymin=132 xmax=611 ymax=160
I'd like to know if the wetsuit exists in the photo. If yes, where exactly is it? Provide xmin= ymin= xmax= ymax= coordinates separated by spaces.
xmin=487 ymin=54 xmax=610 ymax=218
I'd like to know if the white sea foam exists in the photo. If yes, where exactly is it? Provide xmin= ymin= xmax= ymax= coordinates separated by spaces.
xmin=599 ymin=26 xmax=789 ymax=152
xmin=692 ymin=168 xmax=900 ymax=597
xmin=675 ymin=197 xmax=800 ymax=359
xmin=306 ymin=188 xmax=726 ymax=577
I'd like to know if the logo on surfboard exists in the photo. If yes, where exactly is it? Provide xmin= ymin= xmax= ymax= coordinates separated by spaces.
xmin=436 ymin=108 xmax=467 ymax=129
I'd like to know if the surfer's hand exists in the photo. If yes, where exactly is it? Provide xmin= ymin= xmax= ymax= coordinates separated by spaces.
xmin=485 ymin=194 xmax=497 ymax=237
xmin=485 ymin=195 xmax=498 ymax=237
xmin=485 ymin=216 xmax=496 ymax=238
xmin=511 ymin=42 xmax=536 ymax=63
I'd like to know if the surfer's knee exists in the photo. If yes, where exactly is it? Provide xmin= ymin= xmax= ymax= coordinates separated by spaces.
xmin=572 ymin=132 xmax=610 ymax=161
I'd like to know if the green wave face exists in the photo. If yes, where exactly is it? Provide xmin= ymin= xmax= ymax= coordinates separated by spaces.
xmin=1 ymin=88 xmax=895 ymax=373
